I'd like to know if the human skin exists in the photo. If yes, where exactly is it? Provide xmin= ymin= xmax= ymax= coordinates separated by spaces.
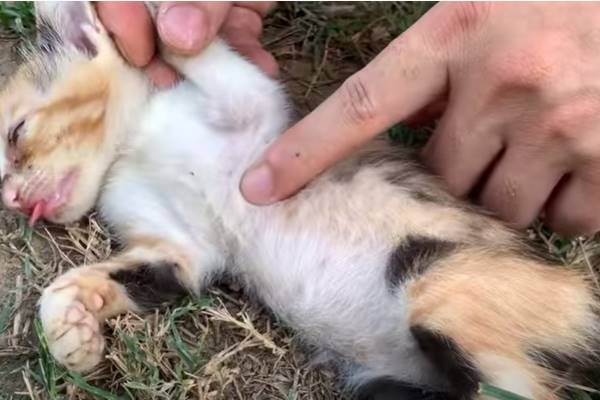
xmin=239 ymin=2 xmax=600 ymax=237
xmin=98 ymin=2 xmax=600 ymax=237
xmin=95 ymin=1 xmax=277 ymax=87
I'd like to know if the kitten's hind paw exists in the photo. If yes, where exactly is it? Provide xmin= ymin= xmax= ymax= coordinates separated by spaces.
xmin=39 ymin=270 xmax=122 ymax=372
xmin=42 ymin=297 xmax=104 ymax=372
xmin=38 ymin=248 xmax=191 ymax=372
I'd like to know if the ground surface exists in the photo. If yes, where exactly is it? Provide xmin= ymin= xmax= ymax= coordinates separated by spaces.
xmin=0 ymin=3 xmax=599 ymax=400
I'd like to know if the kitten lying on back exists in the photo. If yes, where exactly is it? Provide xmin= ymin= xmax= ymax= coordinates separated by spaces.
xmin=1 ymin=3 xmax=599 ymax=399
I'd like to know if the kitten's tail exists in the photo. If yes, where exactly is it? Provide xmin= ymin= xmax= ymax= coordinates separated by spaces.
xmin=405 ymin=247 xmax=600 ymax=399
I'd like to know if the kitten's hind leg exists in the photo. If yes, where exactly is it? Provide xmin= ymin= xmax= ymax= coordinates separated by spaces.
xmin=405 ymin=248 xmax=600 ymax=399
xmin=39 ymin=238 xmax=199 ymax=372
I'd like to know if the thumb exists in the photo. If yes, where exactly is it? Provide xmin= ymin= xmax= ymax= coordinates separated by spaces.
xmin=240 ymin=5 xmax=454 ymax=205
xmin=157 ymin=1 xmax=232 ymax=55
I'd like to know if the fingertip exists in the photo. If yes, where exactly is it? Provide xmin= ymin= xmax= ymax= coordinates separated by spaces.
xmin=157 ymin=3 xmax=208 ymax=54
xmin=235 ymin=1 xmax=277 ymax=17
xmin=238 ymin=44 xmax=279 ymax=77
xmin=144 ymin=58 xmax=180 ymax=88
xmin=544 ymin=215 xmax=594 ymax=238
xmin=240 ymin=162 xmax=277 ymax=205
xmin=544 ymin=203 xmax=600 ymax=238
xmin=157 ymin=2 xmax=232 ymax=55
xmin=95 ymin=2 xmax=155 ymax=67
xmin=220 ymin=5 xmax=278 ymax=76
xmin=260 ymin=52 xmax=280 ymax=78
xmin=240 ymin=136 xmax=314 ymax=205
xmin=542 ymin=175 xmax=600 ymax=238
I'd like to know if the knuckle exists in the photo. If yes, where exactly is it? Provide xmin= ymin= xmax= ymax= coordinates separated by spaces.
xmin=416 ymin=2 xmax=490 ymax=54
xmin=545 ymin=97 xmax=600 ymax=144
xmin=384 ymin=37 xmax=424 ymax=79
xmin=546 ymin=177 xmax=600 ymax=236
xmin=339 ymin=74 xmax=377 ymax=127
xmin=486 ymin=33 xmax=566 ymax=90
xmin=487 ymin=50 xmax=553 ymax=90
xmin=443 ymin=2 xmax=491 ymax=39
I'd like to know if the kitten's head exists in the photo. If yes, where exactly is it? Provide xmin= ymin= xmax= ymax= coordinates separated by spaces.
xmin=0 ymin=3 xmax=144 ymax=225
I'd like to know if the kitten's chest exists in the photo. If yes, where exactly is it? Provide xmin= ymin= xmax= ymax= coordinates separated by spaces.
xmin=101 ymin=82 xmax=280 ymax=242
xmin=135 ymin=83 xmax=277 ymax=192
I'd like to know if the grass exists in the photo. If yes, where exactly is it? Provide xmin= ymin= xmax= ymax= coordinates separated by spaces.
xmin=0 ymin=1 xmax=599 ymax=400
xmin=0 ymin=2 xmax=34 ymax=38
xmin=478 ymin=383 xmax=533 ymax=400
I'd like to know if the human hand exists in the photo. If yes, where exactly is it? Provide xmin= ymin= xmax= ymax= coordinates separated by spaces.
xmin=240 ymin=2 xmax=600 ymax=237
xmin=96 ymin=1 xmax=278 ymax=87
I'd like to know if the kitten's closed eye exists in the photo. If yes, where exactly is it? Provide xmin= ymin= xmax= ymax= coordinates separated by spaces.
xmin=8 ymin=120 xmax=25 ymax=147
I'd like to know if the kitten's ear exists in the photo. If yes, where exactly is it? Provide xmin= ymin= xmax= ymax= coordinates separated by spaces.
xmin=34 ymin=2 xmax=103 ymax=56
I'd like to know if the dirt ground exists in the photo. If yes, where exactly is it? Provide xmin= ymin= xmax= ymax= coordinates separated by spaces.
xmin=0 ymin=37 xmax=19 ymax=297
xmin=1 ymin=3 xmax=599 ymax=400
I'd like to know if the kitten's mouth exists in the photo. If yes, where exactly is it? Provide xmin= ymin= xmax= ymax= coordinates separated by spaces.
xmin=25 ymin=170 xmax=78 ymax=226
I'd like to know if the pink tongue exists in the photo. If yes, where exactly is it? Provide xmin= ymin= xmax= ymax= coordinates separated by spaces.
xmin=29 ymin=201 xmax=46 ymax=227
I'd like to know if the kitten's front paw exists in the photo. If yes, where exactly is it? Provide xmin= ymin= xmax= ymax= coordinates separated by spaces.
xmin=40 ymin=278 xmax=106 ymax=372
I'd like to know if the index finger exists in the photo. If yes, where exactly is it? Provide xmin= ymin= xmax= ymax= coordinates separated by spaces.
xmin=240 ymin=5 xmax=453 ymax=205
xmin=96 ymin=2 xmax=156 ymax=67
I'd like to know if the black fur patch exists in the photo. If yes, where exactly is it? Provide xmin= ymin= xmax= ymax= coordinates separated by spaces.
xmin=36 ymin=19 xmax=63 ymax=55
xmin=109 ymin=262 xmax=188 ymax=309
xmin=411 ymin=326 xmax=480 ymax=399
xmin=331 ymin=137 xmax=455 ymax=205
xmin=36 ymin=17 xmax=97 ymax=58
xmin=529 ymin=347 xmax=600 ymax=393
xmin=386 ymin=236 xmax=456 ymax=290
xmin=356 ymin=378 xmax=454 ymax=400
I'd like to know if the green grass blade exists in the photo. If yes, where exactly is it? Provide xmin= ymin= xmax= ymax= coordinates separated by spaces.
xmin=572 ymin=391 xmax=594 ymax=400
xmin=0 ymin=2 xmax=35 ymax=36
xmin=66 ymin=373 xmax=124 ymax=400
xmin=478 ymin=383 xmax=532 ymax=400
xmin=33 ymin=318 xmax=58 ymax=399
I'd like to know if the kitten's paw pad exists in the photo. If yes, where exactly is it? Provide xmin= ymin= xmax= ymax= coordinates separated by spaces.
xmin=47 ymin=301 xmax=104 ymax=372
xmin=40 ymin=281 xmax=106 ymax=372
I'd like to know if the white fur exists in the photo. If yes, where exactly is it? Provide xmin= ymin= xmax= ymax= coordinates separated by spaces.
xmin=29 ymin=3 xmax=546 ymax=396
xmin=93 ymin=40 xmax=449 ymax=388
xmin=477 ymin=354 xmax=536 ymax=399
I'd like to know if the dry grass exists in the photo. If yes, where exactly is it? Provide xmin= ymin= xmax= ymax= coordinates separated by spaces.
xmin=0 ymin=2 xmax=600 ymax=400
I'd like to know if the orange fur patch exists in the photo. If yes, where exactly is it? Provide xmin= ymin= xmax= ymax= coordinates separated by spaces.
xmin=407 ymin=249 xmax=596 ymax=398
xmin=24 ymin=62 xmax=110 ymax=160
xmin=56 ymin=265 xmax=133 ymax=320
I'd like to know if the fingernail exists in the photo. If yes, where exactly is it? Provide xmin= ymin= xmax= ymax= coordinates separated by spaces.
xmin=158 ymin=5 xmax=206 ymax=52
xmin=144 ymin=59 xmax=180 ymax=88
xmin=240 ymin=162 xmax=276 ymax=205
xmin=114 ymin=37 xmax=134 ymax=64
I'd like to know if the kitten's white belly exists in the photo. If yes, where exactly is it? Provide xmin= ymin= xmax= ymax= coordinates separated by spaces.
xmin=101 ymin=80 xmax=437 ymax=387
xmin=240 ymin=227 xmax=428 ymax=380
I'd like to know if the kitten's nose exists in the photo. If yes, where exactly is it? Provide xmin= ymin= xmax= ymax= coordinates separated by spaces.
xmin=2 ymin=178 xmax=22 ymax=210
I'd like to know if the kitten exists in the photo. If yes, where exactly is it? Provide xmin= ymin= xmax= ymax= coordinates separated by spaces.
xmin=1 ymin=3 xmax=598 ymax=399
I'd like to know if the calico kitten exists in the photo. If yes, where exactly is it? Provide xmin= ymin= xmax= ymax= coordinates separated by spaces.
xmin=1 ymin=3 xmax=599 ymax=399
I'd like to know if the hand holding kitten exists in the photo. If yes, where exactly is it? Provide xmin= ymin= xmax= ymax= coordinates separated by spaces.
xmin=97 ymin=2 xmax=600 ymax=237
xmin=96 ymin=1 xmax=278 ymax=87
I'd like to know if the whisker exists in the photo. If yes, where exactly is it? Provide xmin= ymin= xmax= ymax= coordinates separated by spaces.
xmin=21 ymin=170 xmax=40 ymax=199
xmin=21 ymin=169 xmax=49 ymax=204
